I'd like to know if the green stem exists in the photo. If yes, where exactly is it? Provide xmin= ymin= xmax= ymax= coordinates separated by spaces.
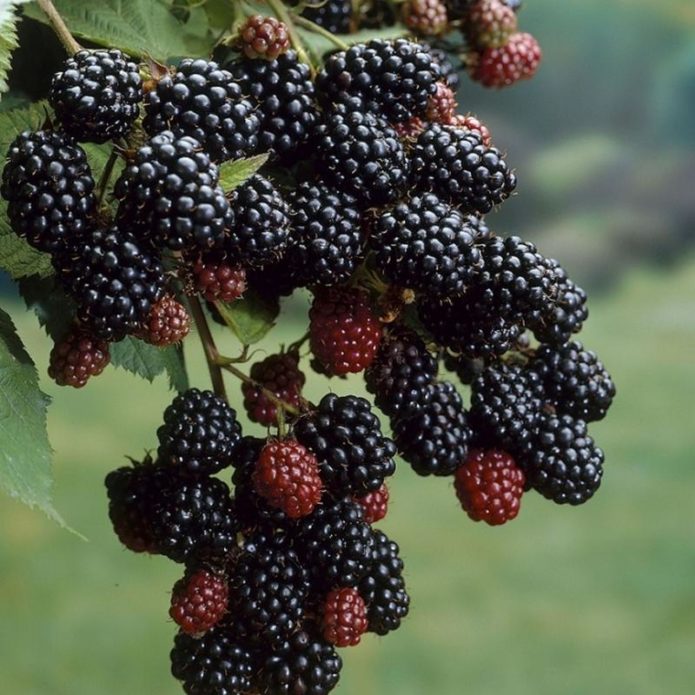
xmin=35 ymin=0 xmax=82 ymax=55
xmin=293 ymin=15 xmax=350 ymax=50
xmin=96 ymin=149 xmax=120 ymax=207
xmin=265 ymin=0 xmax=312 ymax=67
xmin=188 ymin=296 xmax=228 ymax=401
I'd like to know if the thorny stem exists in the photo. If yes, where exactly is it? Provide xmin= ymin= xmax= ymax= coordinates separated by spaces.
xmin=293 ymin=15 xmax=350 ymax=50
xmin=265 ymin=0 xmax=313 ymax=67
xmin=188 ymin=295 xmax=228 ymax=401
xmin=96 ymin=149 xmax=120 ymax=207
xmin=36 ymin=0 xmax=82 ymax=55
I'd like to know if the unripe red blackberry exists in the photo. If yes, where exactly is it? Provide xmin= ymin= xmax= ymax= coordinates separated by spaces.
xmin=49 ymin=49 xmax=142 ymax=143
xmin=170 ymin=568 xmax=229 ymax=636
xmin=48 ymin=327 xmax=110 ymax=388
xmin=403 ymin=0 xmax=449 ymax=36
xmin=253 ymin=439 xmax=323 ymax=519
xmin=139 ymin=295 xmax=190 ymax=347
xmin=242 ymin=352 xmax=305 ymax=426
xmin=354 ymin=484 xmax=389 ymax=524
xmin=470 ymin=32 xmax=542 ymax=88
xmin=192 ymin=252 xmax=246 ymax=303
xmin=394 ymin=116 xmax=426 ymax=140
xmin=238 ymin=14 xmax=290 ymax=60
xmin=426 ymin=81 xmax=458 ymax=122
xmin=309 ymin=287 xmax=382 ymax=376
xmin=322 ymin=587 xmax=368 ymax=647
xmin=449 ymin=113 xmax=492 ymax=146
xmin=454 ymin=448 xmax=525 ymax=525
xmin=466 ymin=0 xmax=518 ymax=49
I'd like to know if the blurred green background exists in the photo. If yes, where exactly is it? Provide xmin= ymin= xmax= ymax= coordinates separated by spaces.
xmin=2 ymin=0 xmax=695 ymax=693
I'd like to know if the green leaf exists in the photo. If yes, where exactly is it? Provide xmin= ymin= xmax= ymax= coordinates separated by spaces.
xmin=0 ymin=2 xmax=22 ymax=97
xmin=218 ymin=153 xmax=269 ymax=193
xmin=110 ymin=336 xmax=189 ymax=392
xmin=17 ymin=274 xmax=76 ymax=341
xmin=23 ymin=0 xmax=215 ymax=61
xmin=214 ymin=290 xmax=279 ymax=345
xmin=0 ymin=307 xmax=64 ymax=524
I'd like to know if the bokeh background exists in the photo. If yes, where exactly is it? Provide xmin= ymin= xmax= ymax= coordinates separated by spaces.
xmin=1 ymin=0 xmax=695 ymax=693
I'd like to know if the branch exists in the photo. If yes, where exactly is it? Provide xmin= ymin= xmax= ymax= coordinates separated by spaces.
xmin=35 ymin=0 xmax=82 ymax=55
xmin=188 ymin=296 xmax=228 ymax=401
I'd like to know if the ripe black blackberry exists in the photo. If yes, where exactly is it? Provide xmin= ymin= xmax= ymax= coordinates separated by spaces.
xmin=297 ymin=498 xmax=374 ymax=589
xmin=531 ymin=341 xmax=615 ymax=422
xmin=157 ymin=388 xmax=242 ymax=476
xmin=115 ymin=130 xmax=232 ymax=251
xmin=227 ymin=51 xmax=318 ymax=159
xmin=470 ymin=363 xmax=545 ymax=455
xmin=301 ymin=0 xmax=352 ymax=33
xmin=359 ymin=529 xmax=410 ymax=635
xmin=54 ymin=226 xmax=165 ymax=342
xmin=295 ymin=393 xmax=396 ymax=495
xmin=314 ymin=101 xmax=410 ymax=205
xmin=411 ymin=123 xmax=517 ymax=213
xmin=1 ymin=130 xmax=96 ymax=254
xmin=523 ymin=413 xmax=604 ymax=505
xmin=372 ymin=192 xmax=482 ymax=297
xmin=286 ymin=181 xmax=364 ymax=288
xmin=229 ymin=530 xmax=310 ymax=648
xmin=394 ymin=380 xmax=470 ymax=476
xmin=316 ymin=39 xmax=441 ymax=122
xmin=428 ymin=45 xmax=461 ymax=89
xmin=149 ymin=473 xmax=239 ymax=564
xmin=144 ymin=58 xmax=260 ymax=162
xmin=364 ymin=327 xmax=438 ymax=420
xmin=418 ymin=289 xmax=522 ymax=358
xmin=259 ymin=630 xmax=343 ymax=695
xmin=49 ymin=49 xmax=142 ymax=143
xmin=225 ymin=174 xmax=291 ymax=268
xmin=171 ymin=626 xmax=254 ymax=695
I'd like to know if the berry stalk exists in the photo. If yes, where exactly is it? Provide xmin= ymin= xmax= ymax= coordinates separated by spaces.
xmin=35 ymin=0 xmax=82 ymax=55
xmin=293 ymin=14 xmax=350 ymax=50
xmin=188 ymin=295 xmax=228 ymax=401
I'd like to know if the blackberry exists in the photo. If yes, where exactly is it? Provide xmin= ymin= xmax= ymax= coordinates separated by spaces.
xmin=359 ymin=529 xmax=409 ymax=635
xmin=450 ymin=113 xmax=493 ymax=146
xmin=170 ymin=568 xmax=229 ymax=636
xmin=247 ymin=259 xmax=301 ymax=299
xmin=470 ymin=363 xmax=544 ymax=454
xmin=114 ymin=130 xmax=232 ymax=251
xmin=394 ymin=380 xmax=470 ymax=476
xmin=227 ymin=51 xmax=318 ymax=159
xmin=48 ymin=326 xmax=110 ymax=388
xmin=354 ymin=484 xmax=390 ymax=524
xmin=425 ymin=81 xmax=458 ymax=122
xmin=393 ymin=115 xmax=426 ymax=140
xmin=149 ymin=473 xmax=239 ymax=564
xmin=316 ymin=39 xmax=441 ymax=123
xmin=466 ymin=0 xmax=518 ymax=49
xmin=225 ymin=174 xmax=291 ymax=268
xmin=442 ymin=351 xmax=485 ymax=385
xmin=372 ymin=192 xmax=482 ymax=297
xmin=170 ymin=626 xmax=254 ymax=695
xmin=295 ymin=393 xmax=397 ymax=495
xmin=55 ymin=226 xmax=165 ymax=342
xmin=412 ymin=123 xmax=516 ymax=213
xmin=297 ymin=498 xmax=374 ymax=589
xmin=229 ymin=530 xmax=310 ymax=648
xmin=259 ymin=630 xmax=343 ymax=695
xmin=445 ymin=0 xmax=476 ymax=20
xmin=314 ymin=101 xmax=410 ymax=205
xmin=428 ymin=45 xmax=460 ymax=89
xmin=471 ymin=31 xmax=542 ymax=88
xmin=193 ymin=252 xmax=247 ymax=302
xmin=364 ymin=327 xmax=438 ymax=420
xmin=322 ymin=587 xmax=368 ymax=647
xmin=157 ymin=388 xmax=242 ymax=476
xmin=49 ymin=49 xmax=142 ymax=143
xmin=286 ymin=181 xmax=364 ymax=288
xmin=301 ymin=0 xmax=352 ymax=34
xmin=139 ymin=295 xmax=190 ymax=346
xmin=1 ymin=130 xmax=96 ymax=254
xmin=532 ymin=341 xmax=615 ymax=422
xmin=144 ymin=58 xmax=260 ymax=162
xmin=238 ymin=14 xmax=290 ymax=60
xmin=403 ymin=0 xmax=449 ymax=37
xmin=523 ymin=413 xmax=604 ymax=505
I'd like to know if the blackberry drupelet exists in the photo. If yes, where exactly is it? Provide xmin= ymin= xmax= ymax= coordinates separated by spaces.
xmin=428 ymin=45 xmax=460 ymax=89
xmin=157 ymin=388 xmax=242 ymax=476
xmin=193 ymin=252 xmax=247 ymax=302
xmin=354 ymin=484 xmax=390 ymax=524
xmin=403 ymin=0 xmax=449 ymax=37
xmin=49 ymin=49 xmax=142 ymax=143
xmin=55 ymin=226 xmax=165 ymax=342
xmin=139 ymin=295 xmax=190 ymax=346
xmin=229 ymin=530 xmax=310 ymax=648
xmin=316 ymin=39 xmax=441 ymax=122
xmin=359 ymin=529 xmax=410 ymax=635
xmin=225 ymin=174 xmax=291 ymax=268
xmin=171 ymin=626 xmax=254 ymax=695
xmin=532 ymin=341 xmax=615 ymax=422
xmin=523 ymin=413 xmax=604 ymax=505
xmin=48 ymin=326 xmax=110 ymax=388
xmin=302 ymin=0 xmax=352 ymax=34
xmin=450 ymin=113 xmax=493 ymax=147
xmin=372 ymin=192 xmax=482 ymax=297
xmin=295 ymin=393 xmax=397 ymax=495
xmin=394 ymin=380 xmax=470 ymax=476
xmin=170 ymin=567 xmax=229 ymax=636
xmin=466 ymin=212 xmax=492 ymax=240
xmin=314 ymin=101 xmax=410 ymax=205
xmin=322 ymin=587 xmax=368 ymax=647
xmin=297 ymin=498 xmax=374 ymax=589
xmin=471 ymin=31 xmax=542 ymax=88
xmin=238 ymin=14 xmax=290 ymax=60
xmin=286 ymin=181 xmax=364 ymax=288
xmin=227 ymin=51 xmax=318 ymax=158
xmin=364 ymin=327 xmax=438 ymax=420
xmin=1 ymin=130 xmax=96 ymax=254
xmin=466 ymin=0 xmax=518 ymax=49
xmin=144 ymin=58 xmax=260 ymax=162
xmin=425 ymin=81 xmax=458 ymax=122
xmin=114 ymin=130 xmax=232 ymax=251
xmin=470 ymin=363 xmax=544 ymax=454
xmin=259 ymin=630 xmax=343 ymax=695
xmin=411 ymin=123 xmax=517 ymax=213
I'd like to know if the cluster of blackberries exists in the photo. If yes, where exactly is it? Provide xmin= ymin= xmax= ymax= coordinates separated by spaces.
xmin=106 ymin=387 xmax=407 ymax=695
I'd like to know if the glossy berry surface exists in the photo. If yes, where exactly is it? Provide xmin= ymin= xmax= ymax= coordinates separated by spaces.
xmin=48 ymin=327 xmax=110 ymax=388
xmin=170 ymin=568 xmax=229 ymax=636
